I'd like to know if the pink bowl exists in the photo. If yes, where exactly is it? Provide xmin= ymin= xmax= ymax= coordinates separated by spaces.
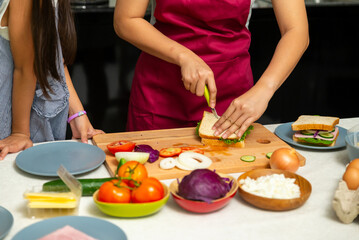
xmin=169 ymin=173 xmax=238 ymax=213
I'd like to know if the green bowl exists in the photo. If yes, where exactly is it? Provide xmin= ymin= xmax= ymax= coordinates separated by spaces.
xmin=93 ymin=183 xmax=169 ymax=218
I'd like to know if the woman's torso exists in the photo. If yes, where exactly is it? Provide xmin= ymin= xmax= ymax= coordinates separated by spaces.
xmin=127 ymin=0 xmax=255 ymax=131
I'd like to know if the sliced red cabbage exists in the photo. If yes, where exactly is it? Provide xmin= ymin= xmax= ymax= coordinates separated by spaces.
xmin=134 ymin=144 xmax=159 ymax=163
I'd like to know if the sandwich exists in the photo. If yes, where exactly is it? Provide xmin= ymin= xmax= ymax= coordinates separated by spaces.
xmin=291 ymin=115 xmax=340 ymax=147
xmin=196 ymin=111 xmax=253 ymax=147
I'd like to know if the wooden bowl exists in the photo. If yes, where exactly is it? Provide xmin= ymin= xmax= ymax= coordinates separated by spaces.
xmin=237 ymin=169 xmax=312 ymax=211
xmin=169 ymin=173 xmax=238 ymax=213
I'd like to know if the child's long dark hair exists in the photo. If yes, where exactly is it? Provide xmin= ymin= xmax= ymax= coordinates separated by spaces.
xmin=31 ymin=0 xmax=77 ymax=98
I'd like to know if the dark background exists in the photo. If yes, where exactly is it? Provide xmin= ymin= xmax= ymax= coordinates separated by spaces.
xmin=68 ymin=5 xmax=359 ymax=136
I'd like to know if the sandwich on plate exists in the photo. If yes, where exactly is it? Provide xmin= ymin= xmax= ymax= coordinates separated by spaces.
xmin=197 ymin=111 xmax=253 ymax=147
xmin=291 ymin=115 xmax=340 ymax=147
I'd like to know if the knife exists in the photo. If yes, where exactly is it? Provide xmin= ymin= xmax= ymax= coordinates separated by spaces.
xmin=204 ymin=85 xmax=219 ymax=119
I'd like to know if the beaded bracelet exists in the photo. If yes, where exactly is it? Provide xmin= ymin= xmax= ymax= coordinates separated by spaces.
xmin=67 ymin=110 xmax=87 ymax=123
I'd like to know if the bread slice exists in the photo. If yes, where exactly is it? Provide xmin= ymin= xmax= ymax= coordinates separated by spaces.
xmin=201 ymin=138 xmax=245 ymax=148
xmin=291 ymin=115 xmax=339 ymax=131
xmin=199 ymin=111 xmax=237 ymax=139
xmin=198 ymin=111 xmax=245 ymax=147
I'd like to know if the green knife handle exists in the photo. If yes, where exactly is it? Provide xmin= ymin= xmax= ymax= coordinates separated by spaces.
xmin=204 ymin=85 xmax=210 ymax=107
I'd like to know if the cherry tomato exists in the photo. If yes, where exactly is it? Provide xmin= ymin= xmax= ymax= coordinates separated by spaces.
xmin=98 ymin=179 xmax=131 ymax=203
xmin=107 ymin=140 xmax=136 ymax=155
xmin=118 ymin=161 xmax=148 ymax=187
xmin=131 ymin=177 xmax=165 ymax=203
xmin=159 ymin=147 xmax=182 ymax=157
xmin=180 ymin=147 xmax=204 ymax=154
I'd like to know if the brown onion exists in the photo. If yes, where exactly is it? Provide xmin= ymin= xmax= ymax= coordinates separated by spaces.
xmin=269 ymin=148 xmax=300 ymax=173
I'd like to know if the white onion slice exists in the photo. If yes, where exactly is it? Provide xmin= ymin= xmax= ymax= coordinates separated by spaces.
xmin=159 ymin=157 xmax=176 ymax=169
xmin=175 ymin=159 xmax=195 ymax=171
xmin=178 ymin=152 xmax=212 ymax=169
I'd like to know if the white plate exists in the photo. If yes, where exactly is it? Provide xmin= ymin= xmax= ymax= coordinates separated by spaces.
xmin=274 ymin=122 xmax=347 ymax=150
xmin=15 ymin=142 xmax=105 ymax=176
xmin=0 ymin=206 xmax=13 ymax=240
xmin=12 ymin=216 xmax=127 ymax=240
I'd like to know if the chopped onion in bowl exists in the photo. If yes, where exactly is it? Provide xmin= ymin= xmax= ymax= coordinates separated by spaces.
xmin=239 ymin=174 xmax=300 ymax=199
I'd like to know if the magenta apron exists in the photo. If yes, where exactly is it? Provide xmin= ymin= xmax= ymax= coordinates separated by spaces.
xmin=127 ymin=0 xmax=253 ymax=131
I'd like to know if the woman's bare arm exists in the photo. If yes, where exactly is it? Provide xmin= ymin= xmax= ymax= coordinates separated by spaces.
xmin=114 ymin=0 xmax=217 ymax=105
xmin=213 ymin=0 xmax=309 ymax=138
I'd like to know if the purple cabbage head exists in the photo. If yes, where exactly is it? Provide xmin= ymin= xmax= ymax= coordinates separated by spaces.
xmin=177 ymin=169 xmax=232 ymax=203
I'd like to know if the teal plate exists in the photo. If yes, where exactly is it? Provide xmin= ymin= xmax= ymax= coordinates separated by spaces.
xmin=274 ymin=122 xmax=347 ymax=150
xmin=0 ymin=206 xmax=13 ymax=240
xmin=12 ymin=216 xmax=127 ymax=240
xmin=15 ymin=142 xmax=105 ymax=176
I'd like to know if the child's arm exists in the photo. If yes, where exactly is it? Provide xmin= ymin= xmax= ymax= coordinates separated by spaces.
xmin=65 ymin=66 xmax=104 ymax=143
xmin=0 ymin=0 xmax=35 ymax=160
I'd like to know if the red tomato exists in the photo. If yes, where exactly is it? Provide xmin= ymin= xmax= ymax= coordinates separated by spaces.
xmin=180 ymin=147 xmax=204 ymax=154
xmin=98 ymin=179 xmax=131 ymax=203
xmin=107 ymin=140 xmax=136 ymax=155
xmin=131 ymin=177 xmax=165 ymax=203
xmin=159 ymin=147 xmax=182 ymax=157
xmin=118 ymin=161 xmax=148 ymax=187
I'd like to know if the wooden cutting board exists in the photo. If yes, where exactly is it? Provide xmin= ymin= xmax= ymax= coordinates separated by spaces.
xmin=92 ymin=123 xmax=305 ymax=180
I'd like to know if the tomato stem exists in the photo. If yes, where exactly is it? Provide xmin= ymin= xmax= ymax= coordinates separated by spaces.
xmin=115 ymin=176 xmax=141 ymax=188
xmin=116 ymin=162 xmax=143 ymax=188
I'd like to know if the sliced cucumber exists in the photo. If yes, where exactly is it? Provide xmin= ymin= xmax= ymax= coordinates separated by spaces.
xmin=266 ymin=152 xmax=273 ymax=159
xmin=300 ymin=130 xmax=316 ymax=135
xmin=240 ymin=155 xmax=256 ymax=162
xmin=318 ymin=131 xmax=334 ymax=139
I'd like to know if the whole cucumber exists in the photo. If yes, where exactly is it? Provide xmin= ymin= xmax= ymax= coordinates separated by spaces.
xmin=42 ymin=177 xmax=116 ymax=196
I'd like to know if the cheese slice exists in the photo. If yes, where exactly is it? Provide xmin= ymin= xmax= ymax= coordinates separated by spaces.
xmin=24 ymin=192 xmax=77 ymax=209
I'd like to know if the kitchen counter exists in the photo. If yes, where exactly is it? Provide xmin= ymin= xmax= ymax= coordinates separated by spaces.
xmin=1 ymin=118 xmax=359 ymax=240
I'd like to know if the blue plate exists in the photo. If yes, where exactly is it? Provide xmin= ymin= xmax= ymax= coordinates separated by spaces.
xmin=15 ymin=142 xmax=105 ymax=176
xmin=274 ymin=122 xmax=347 ymax=150
xmin=12 ymin=216 xmax=127 ymax=240
xmin=0 ymin=206 xmax=13 ymax=240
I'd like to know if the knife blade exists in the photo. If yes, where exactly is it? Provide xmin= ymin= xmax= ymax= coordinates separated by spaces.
xmin=204 ymin=85 xmax=219 ymax=119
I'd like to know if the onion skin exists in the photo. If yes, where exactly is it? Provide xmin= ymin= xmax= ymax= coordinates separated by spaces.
xmin=269 ymin=148 xmax=300 ymax=173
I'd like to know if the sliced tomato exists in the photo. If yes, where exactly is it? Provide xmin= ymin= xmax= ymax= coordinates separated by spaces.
xmin=180 ymin=147 xmax=204 ymax=154
xmin=107 ymin=140 xmax=136 ymax=155
xmin=159 ymin=147 xmax=182 ymax=158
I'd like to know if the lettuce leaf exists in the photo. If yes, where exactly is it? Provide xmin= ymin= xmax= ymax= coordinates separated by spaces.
xmin=297 ymin=137 xmax=333 ymax=145
xmin=195 ymin=121 xmax=201 ymax=136
xmin=219 ymin=125 xmax=254 ymax=145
